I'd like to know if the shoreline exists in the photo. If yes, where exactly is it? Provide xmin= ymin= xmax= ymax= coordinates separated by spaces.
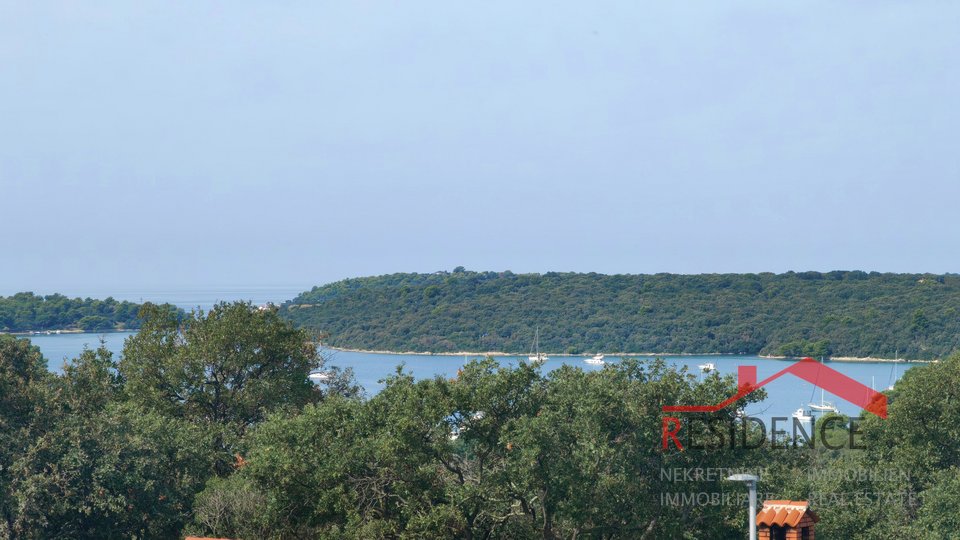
xmin=7 ymin=334 xmax=936 ymax=364
xmin=325 ymin=346 xmax=936 ymax=364
xmin=2 ymin=328 xmax=135 ymax=337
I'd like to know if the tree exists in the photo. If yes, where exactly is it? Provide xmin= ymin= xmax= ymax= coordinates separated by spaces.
xmin=0 ymin=336 xmax=53 ymax=536
xmin=187 ymin=476 xmax=270 ymax=540
xmin=910 ymin=467 xmax=960 ymax=538
xmin=119 ymin=302 xmax=322 ymax=470
xmin=58 ymin=342 xmax=123 ymax=416
xmin=10 ymin=402 xmax=213 ymax=539
xmin=222 ymin=358 xmax=768 ymax=539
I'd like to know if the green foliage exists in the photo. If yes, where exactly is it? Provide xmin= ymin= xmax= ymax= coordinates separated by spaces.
xmin=58 ymin=343 xmax=123 ymax=416
xmin=0 ymin=336 xmax=54 ymax=536
xmin=911 ymin=468 xmax=960 ymax=538
xmin=776 ymin=339 xmax=831 ymax=358
xmin=0 ymin=292 xmax=158 ymax=333
xmin=0 ymin=304 xmax=360 ymax=540
xmin=223 ymin=358 xmax=767 ymax=539
xmin=119 ymin=302 xmax=324 ymax=472
xmin=280 ymin=270 xmax=960 ymax=359
xmin=10 ymin=402 xmax=213 ymax=539
xmin=189 ymin=476 xmax=270 ymax=540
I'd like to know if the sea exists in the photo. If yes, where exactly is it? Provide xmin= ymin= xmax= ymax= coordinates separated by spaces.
xmin=16 ymin=288 xmax=913 ymax=423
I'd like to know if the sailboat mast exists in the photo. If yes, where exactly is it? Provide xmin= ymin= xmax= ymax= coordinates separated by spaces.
xmin=820 ymin=357 xmax=825 ymax=406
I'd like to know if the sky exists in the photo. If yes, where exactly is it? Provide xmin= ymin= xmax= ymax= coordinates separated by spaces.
xmin=2 ymin=2 xmax=959 ymax=296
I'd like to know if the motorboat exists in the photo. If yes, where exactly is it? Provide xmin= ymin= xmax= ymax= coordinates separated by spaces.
xmin=792 ymin=407 xmax=813 ymax=424
xmin=585 ymin=354 xmax=605 ymax=365
xmin=698 ymin=362 xmax=716 ymax=372
xmin=308 ymin=371 xmax=333 ymax=383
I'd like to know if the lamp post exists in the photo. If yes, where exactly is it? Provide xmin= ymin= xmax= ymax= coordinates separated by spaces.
xmin=727 ymin=473 xmax=758 ymax=540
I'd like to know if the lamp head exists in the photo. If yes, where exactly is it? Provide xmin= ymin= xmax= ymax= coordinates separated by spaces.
xmin=726 ymin=474 xmax=759 ymax=484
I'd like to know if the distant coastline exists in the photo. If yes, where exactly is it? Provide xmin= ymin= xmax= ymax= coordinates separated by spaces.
xmin=326 ymin=346 xmax=936 ymax=364
xmin=2 ymin=328 xmax=130 ymax=337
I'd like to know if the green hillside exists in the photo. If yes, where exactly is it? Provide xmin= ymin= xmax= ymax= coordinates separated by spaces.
xmin=280 ymin=270 xmax=960 ymax=359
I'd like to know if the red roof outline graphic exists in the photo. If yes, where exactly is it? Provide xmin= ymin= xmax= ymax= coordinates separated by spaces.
xmin=662 ymin=357 xmax=888 ymax=419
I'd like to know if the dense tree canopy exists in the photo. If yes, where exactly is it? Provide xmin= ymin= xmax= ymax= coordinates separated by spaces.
xmin=120 ymin=303 xmax=321 ymax=428
xmin=118 ymin=302 xmax=345 ymax=475
xmin=280 ymin=270 xmax=960 ymax=359
xmin=198 ymin=358 xmax=766 ymax=539
xmin=0 ymin=292 xmax=154 ymax=333
xmin=0 ymin=335 xmax=53 ymax=536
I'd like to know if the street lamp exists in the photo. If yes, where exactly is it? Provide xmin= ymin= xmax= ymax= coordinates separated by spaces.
xmin=726 ymin=473 xmax=759 ymax=540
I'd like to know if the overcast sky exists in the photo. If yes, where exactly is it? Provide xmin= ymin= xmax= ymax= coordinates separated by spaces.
xmin=2 ymin=2 xmax=959 ymax=295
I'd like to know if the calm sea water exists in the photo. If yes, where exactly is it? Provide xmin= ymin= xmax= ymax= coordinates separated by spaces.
xmin=27 ymin=331 xmax=136 ymax=371
xmin=15 ymin=289 xmax=915 ymax=422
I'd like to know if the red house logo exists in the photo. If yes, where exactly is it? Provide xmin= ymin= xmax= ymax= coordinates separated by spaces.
xmin=662 ymin=357 xmax=888 ymax=418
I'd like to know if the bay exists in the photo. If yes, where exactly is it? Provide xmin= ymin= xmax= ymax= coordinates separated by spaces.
xmin=22 ymin=331 xmax=913 ymax=423
xmin=13 ymin=288 xmax=915 ymax=423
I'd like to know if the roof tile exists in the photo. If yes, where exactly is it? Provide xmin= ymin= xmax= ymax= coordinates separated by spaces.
xmin=756 ymin=500 xmax=818 ymax=528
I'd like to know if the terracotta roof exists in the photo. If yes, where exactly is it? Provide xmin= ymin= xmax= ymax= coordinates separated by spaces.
xmin=756 ymin=500 xmax=818 ymax=528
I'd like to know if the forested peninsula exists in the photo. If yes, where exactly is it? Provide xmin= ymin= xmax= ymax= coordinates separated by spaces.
xmin=280 ymin=270 xmax=960 ymax=360
xmin=0 ymin=292 xmax=146 ymax=333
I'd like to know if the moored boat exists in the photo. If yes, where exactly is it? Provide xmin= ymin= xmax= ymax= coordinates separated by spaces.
xmin=585 ymin=354 xmax=605 ymax=365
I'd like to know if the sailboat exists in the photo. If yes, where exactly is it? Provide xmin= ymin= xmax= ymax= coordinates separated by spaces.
xmin=528 ymin=326 xmax=548 ymax=364
xmin=809 ymin=388 xmax=839 ymax=413
xmin=807 ymin=356 xmax=840 ymax=413
xmin=885 ymin=349 xmax=901 ymax=391
xmin=808 ymin=357 xmax=839 ymax=413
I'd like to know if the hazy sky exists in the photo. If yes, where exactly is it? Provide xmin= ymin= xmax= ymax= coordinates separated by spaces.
xmin=2 ymin=2 xmax=959 ymax=295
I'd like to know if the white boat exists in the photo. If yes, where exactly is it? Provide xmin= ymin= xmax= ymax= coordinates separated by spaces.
xmin=308 ymin=371 xmax=333 ymax=383
xmin=527 ymin=326 xmax=548 ymax=363
xmin=698 ymin=362 xmax=716 ymax=372
xmin=792 ymin=407 xmax=813 ymax=424
xmin=808 ymin=357 xmax=839 ymax=413
xmin=809 ymin=402 xmax=838 ymax=413
xmin=585 ymin=354 xmax=605 ymax=365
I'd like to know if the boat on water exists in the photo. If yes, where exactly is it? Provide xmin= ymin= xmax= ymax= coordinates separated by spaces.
xmin=585 ymin=354 xmax=605 ymax=365
xmin=792 ymin=407 xmax=813 ymax=424
xmin=887 ymin=350 xmax=901 ymax=391
xmin=809 ymin=401 xmax=838 ymax=413
xmin=528 ymin=326 xmax=548 ymax=364
xmin=308 ymin=371 xmax=333 ymax=383
xmin=698 ymin=362 xmax=716 ymax=372
xmin=808 ymin=357 xmax=839 ymax=413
